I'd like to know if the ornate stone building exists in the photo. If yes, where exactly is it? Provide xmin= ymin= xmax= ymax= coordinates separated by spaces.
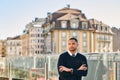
xmin=24 ymin=18 xmax=45 ymax=56
xmin=111 ymin=27 xmax=120 ymax=52
xmin=42 ymin=7 xmax=113 ymax=54
xmin=6 ymin=36 xmax=22 ymax=56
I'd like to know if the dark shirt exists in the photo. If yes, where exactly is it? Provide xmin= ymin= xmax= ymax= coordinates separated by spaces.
xmin=57 ymin=52 xmax=88 ymax=80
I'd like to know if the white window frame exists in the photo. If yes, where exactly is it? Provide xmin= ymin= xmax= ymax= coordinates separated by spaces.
xmin=82 ymin=22 xmax=88 ymax=29
xmin=83 ymin=41 xmax=87 ymax=47
xmin=61 ymin=21 xmax=67 ymax=28
xmin=72 ymin=32 xmax=77 ymax=37
xmin=83 ymin=32 xmax=87 ymax=39
xmin=71 ymin=22 xmax=78 ymax=28
xmin=62 ymin=41 xmax=66 ymax=47
xmin=62 ymin=32 xmax=66 ymax=38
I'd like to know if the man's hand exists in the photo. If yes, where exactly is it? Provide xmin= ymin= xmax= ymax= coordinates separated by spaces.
xmin=59 ymin=66 xmax=72 ymax=72
xmin=77 ymin=64 xmax=87 ymax=71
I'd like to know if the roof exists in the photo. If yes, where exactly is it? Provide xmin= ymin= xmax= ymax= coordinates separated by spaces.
xmin=56 ymin=7 xmax=81 ymax=14
xmin=89 ymin=19 xmax=109 ymax=27
xmin=7 ymin=35 xmax=20 ymax=40
xmin=57 ymin=13 xmax=78 ymax=20
xmin=53 ymin=7 xmax=87 ymax=21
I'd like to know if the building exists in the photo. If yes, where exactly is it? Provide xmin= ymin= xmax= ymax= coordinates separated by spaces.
xmin=6 ymin=36 xmax=22 ymax=56
xmin=24 ymin=18 xmax=45 ymax=56
xmin=42 ymin=6 xmax=113 ymax=53
xmin=0 ymin=40 xmax=6 ymax=72
xmin=89 ymin=19 xmax=113 ymax=53
xmin=20 ymin=34 xmax=29 ymax=56
xmin=0 ymin=40 xmax=3 ymax=57
xmin=0 ymin=40 xmax=6 ymax=57
xmin=111 ymin=27 xmax=120 ymax=52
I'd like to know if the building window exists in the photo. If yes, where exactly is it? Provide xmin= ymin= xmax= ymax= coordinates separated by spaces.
xmin=97 ymin=24 xmax=101 ymax=31
xmin=105 ymin=27 xmax=107 ymax=31
xmin=82 ymin=22 xmax=88 ymax=29
xmin=17 ymin=43 xmax=20 ymax=46
xmin=101 ymin=35 xmax=104 ymax=40
xmin=38 ymin=45 xmax=40 ymax=48
xmin=62 ymin=41 xmax=66 ymax=47
xmin=97 ymin=42 xmax=101 ymax=52
xmin=62 ymin=32 xmax=66 ymax=38
xmin=104 ymin=35 xmax=107 ymax=40
xmin=72 ymin=32 xmax=77 ymax=37
xmin=38 ymin=34 xmax=40 ymax=37
xmin=61 ymin=21 xmax=67 ymax=28
xmin=41 ymin=34 xmax=44 ymax=37
xmin=71 ymin=22 xmax=78 ymax=28
xmin=108 ymin=36 xmax=110 ymax=40
xmin=82 ymin=32 xmax=87 ymax=52
xmin=62 ymin=40 xmax=66 ymax=51
xmin=83 ymin=32 xmax=87 ymax=40
xmin=83 ymin=41 xmax=87 ymax=47
xmin=95 ymin=24 xmax=98 ymax=29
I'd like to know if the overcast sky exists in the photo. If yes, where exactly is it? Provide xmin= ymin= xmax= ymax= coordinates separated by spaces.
xmin=0 ymin=0 xmax=120 ymax=39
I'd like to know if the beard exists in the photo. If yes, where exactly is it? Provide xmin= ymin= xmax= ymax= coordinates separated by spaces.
xmin=69 ymin=48 xmax=77 ymax=52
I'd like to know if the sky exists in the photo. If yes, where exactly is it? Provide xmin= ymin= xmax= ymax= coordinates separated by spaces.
xmin=0 ymin=0 xmax=120 ymax=39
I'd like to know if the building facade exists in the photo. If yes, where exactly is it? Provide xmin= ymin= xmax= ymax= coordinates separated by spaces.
xmin=111 ymin=27 xmax=120 ymax=52
xmin=24 ymin=18 xmax=45 ymax=56
xmin=6 ymin=36 xmax=22 ymax=56
xmin=0 ymin=41 xmax=5 ymax=74
xmin=89 ymin=19 xmax=113 ymax=53
xmin=20 ymin=34 xmax=29 ymax=56
xmin=0 ymin=40 xmax=6 ymax=57
xmin=42 ymin=7 xmax=113 ymax=54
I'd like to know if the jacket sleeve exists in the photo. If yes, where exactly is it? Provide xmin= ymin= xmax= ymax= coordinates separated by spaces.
xmin=57 ymin=54 xmax=71 ymax=77
xmin=72 ymin=56 xmax=88 ymax=77
xmin=73 ymin=69 xmax=88 ymax=76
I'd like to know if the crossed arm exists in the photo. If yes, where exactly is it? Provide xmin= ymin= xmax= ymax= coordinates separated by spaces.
xmin=59 ymin=64 xmax=88 ymax=76
xmin=57 ymin=55 xmax=88 ymax=77
xmin=59 ymin=64 xmax=87 ymax=72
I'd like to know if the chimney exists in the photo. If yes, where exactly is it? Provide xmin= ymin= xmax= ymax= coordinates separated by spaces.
xmin=67 ymin=4 xmax=70 ymax=8
xmin=47 ymin=12 xmax=51 ymax=16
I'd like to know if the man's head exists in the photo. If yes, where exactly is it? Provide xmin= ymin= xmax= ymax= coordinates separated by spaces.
xmin=68 ymin=37 xmax=78 ymax=52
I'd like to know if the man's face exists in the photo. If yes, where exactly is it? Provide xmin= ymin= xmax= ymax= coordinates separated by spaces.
xmin=68 ymin=40 xmax=78 ymax=51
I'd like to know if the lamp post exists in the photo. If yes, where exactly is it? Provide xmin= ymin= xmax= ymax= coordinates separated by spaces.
xmin=44 ymin=33 xmax=48 ymax=80
xmin=117 ymin=30 xmax=119 ymax=53
xmin=43 ymin=31 xmax=51 ymax=80
xmin=8 ymin=57 xmax=12 ymax=80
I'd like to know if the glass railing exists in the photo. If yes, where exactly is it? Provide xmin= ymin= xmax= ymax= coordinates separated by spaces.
xmin=0 ymin=53 xmax=120 ymax=80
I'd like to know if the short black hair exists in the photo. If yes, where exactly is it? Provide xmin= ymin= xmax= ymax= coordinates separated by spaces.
xmin=69 ymin=37 xmax=78 ymax=43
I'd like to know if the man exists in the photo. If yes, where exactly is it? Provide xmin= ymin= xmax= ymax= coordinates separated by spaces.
xmin=57 ymin=37 xmax=88 ymax=80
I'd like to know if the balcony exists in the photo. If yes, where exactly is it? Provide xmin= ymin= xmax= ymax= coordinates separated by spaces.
xmin=97 ymin=38 xmax=111 ymax=42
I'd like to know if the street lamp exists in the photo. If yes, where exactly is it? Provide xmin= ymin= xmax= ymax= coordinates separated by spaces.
xmin=43 ymin=33 xmax=48 ymax=80
xmin=43 ymin=31 xmax=51 ymax=80
xmin=7 ymin=57 xmax=12 ymax=80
